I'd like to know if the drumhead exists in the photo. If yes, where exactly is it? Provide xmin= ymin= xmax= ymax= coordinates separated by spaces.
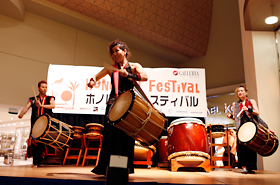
xmin=32 ymin=115 xmax=48 ymax=139
xmin=108 ymin=91 xmax=133 ymax=122
xmin=238 ymin=122 xmax=257 ymax=143
xmin=167 ymin=118 xmax=204 ymax=131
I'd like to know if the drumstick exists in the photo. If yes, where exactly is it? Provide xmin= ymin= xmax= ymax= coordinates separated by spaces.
xmin=103 ymin=62 xmax=120 ymax=72
xmin=237 ymin=109 xmax=243 ymax=117
xmin=32 ymin=86 xmax=38 ymax=101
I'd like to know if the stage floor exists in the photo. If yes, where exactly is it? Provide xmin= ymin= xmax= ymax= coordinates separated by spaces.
xmin=0 ymin=164 xmax=280 ymax=185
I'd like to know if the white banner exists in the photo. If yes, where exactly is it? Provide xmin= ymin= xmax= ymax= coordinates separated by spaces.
xmin=47 ymin=64 xmax=207 ymax=117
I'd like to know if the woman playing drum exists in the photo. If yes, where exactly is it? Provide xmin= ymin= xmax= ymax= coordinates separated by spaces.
xmin=226 ymin=84 xmax=259 ymax=174
xmin=88 ymin=40 xmax=148 ymax=176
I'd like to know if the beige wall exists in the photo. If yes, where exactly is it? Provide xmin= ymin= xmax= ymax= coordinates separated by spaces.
xmin=179 ymin=0 xmax=245 ymax=90
xmin=252 ymin=32 xmax=280 ymax=172
xmin=0 ymin=12 xmax=174 ymax=107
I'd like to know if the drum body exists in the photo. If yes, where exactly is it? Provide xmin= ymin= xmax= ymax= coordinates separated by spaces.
xmin=207 ymin=123 xmax=225 ymax=138
xmin=108 ymin=90 xmax=167 ymax=146
xmin=72 ymin=126 xmax=85 ymax=138
xmin=167 ymin=118 xmax=210 ymax=165
xmin=157 ymin=136 xmax=169 ymax=163
xmin=31 ymin=114 xmax=73 ymax=150
xmin=86 ymin=123 xmax=104 ymax=137
xmin=237 ymin=121 xmax=278 ymax=157
xmin=134 ymin=141 xmax=156 ymax=161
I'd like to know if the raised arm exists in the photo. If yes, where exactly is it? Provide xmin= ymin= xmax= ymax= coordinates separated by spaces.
xmin=18 ymin=101 xmax=31 ymax=119
xmin=88 ymin=66 xmax=112 ymax=88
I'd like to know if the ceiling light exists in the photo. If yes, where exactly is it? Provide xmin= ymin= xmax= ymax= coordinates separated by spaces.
xmin=265 ymin=16 xmax=279 ymax=24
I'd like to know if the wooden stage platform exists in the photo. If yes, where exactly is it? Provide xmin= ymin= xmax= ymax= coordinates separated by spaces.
xmin=0 ymin=164 xmax=280 ymax=185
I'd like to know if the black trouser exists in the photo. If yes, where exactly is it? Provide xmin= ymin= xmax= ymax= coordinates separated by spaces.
xmin=31 ymin=142 xmax=45 ymax=165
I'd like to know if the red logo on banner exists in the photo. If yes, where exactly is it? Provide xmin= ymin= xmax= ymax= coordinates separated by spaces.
xmin=173 ymin=71 xmax=178 ymax=76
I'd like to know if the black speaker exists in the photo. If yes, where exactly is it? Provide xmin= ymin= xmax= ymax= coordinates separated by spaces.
xmin=105 ymin=155 xmax=129 ymax=185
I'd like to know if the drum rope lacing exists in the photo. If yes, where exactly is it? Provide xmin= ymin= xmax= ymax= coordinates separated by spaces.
xmin=36 ymin=116 xmax=73 ymax=150
xmin=252 ymin=125 xmax=278 ymax=155
xmin=115 ymin=101 xmax=160 ymax=145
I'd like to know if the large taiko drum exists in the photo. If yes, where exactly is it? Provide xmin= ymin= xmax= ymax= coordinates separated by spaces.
xmin=157 ymin=136 xmax=169 ymax=163
xmin=108 ymin=90 xmax=167 ymax=146
xmin=31 ymin=114 xmax=73 ymax=150
xmin=237 ymin=121 xmax=278 ymax=156
xmin=167 ymin=118 xmax=210 ymax=165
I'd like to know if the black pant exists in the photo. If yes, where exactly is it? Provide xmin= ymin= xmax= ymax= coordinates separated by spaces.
xmin=31 ymin=142 xmax=45 ymax=165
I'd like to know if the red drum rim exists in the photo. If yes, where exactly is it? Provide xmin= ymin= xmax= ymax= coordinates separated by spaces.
xmin=168 ymin=151 xmax=210 ymax=161
xmin=72 ymin=126 xmax=86 ymax=130
xmin=86 ymin=123 xmax=104 ymax=128
xmin=167 ymin=118 xmax=204 ymax=131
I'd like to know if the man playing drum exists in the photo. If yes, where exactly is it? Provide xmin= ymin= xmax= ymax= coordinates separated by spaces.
xmin=18 ymin=80 xmax=55 ymax=168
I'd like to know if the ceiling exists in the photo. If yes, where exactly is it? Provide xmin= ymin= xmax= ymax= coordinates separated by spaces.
xmin=46 ymin=0 xmax=213 ymax=58
xmin=1 ymin=0 xmax=278 ymax=63
xmin=0 ymin=104 xmax=30 ymax=134
xmin=244 ymin=0 xmax=280 ymax=31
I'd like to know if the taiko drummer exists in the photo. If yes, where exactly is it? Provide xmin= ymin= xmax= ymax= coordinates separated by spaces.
xmin=226 ymin=84 xmax=259 ymax=174
xmin=88 ymin=40 xmax=148 ymax=176
xmin=18 ymin=80 xmax=55 ymax=168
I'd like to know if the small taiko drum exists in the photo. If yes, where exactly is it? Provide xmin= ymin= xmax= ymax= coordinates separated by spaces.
xmin=134 ymin=141 xmax=156 ymax=161
xmin=167 ymin=118 xmax=210 ymax=166
xmin=157 ymin=136 xmax=169 ymax=163
xmin=207 ymin=123 xmax=225 ymax=138
xmin=72 ymin=126 xmax=85 ymax=138
xmin=85 ymin=123 xmax=104 ymax=136
xmin=237 ymin=121 xmax=278 ymax=157
xmin=108 ymin=90 xmax=167 ymax=146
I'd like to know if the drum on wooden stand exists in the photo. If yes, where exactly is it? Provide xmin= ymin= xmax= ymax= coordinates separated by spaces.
xmin=237 ymin=121 xmax=278 ymax=156
xmin=31 ymin=114 xmax=73 ymax=150
xmin=108 ymin=90 xmax=167 ymax=146
xmin=167 ymin=118 xmax=210 ymax=166
xmin=207 ymin=123 xmax=226 ymax=138
xmin=72 ymin=126 xmax=86 ymax=138
xmin=157 ymin=136 xmax=169 ymax=163
xmin=85 ymin=123 xmax=104 ymax=137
